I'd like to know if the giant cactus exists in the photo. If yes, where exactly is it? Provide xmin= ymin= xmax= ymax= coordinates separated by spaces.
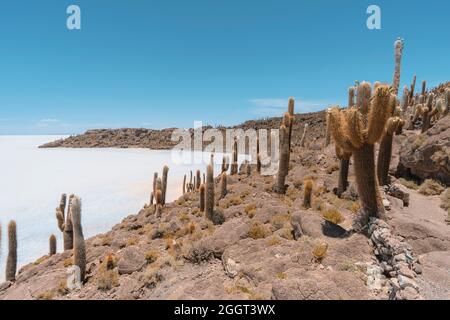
xmin=56 ymin=193 xmax=74 ymax=250
xmin=274 ymin=123 xmax=290 ymax=194
xmin=6 ymin=220 xmax=17 ymax=282
xmin=71 ymin=196 xmax=86 ymax=283
xmin=329 ymin=83 xmax=393 ymax=225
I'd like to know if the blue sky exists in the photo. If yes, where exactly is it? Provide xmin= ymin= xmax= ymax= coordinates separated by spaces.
xmin=0 ymin=0 xmax=448 ymax=134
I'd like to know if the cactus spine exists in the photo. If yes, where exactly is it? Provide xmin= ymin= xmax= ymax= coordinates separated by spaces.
xmin=303 ymin=180 xmax=313 ymax=209
xmin=56 ymin=193 xmax=74 ymax=251
xmin=220 ymin=172 xmax=228 ymax=199
xmin=329 ymin=83 xmax=393 ymax=225
xmin=205 ymin=164 xmax=215 ymax=221
xmin=6 ymin=220 xmax=17 ymax=282
xmin=71 ymin=196 xmax=86 ymax=283
xmin=392 ymin=38 xmax=403 ymax=96
xmin=49 ymin=234 xmax=57 ymax=256
xmin=199 ymin=184 xmax=205 ymax=212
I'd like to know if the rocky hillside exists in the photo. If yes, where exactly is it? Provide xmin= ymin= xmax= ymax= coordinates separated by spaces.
xmin=38 ymin=111 xmax=326 ymax=150
xmin=2 ymin=100 xmax=450 ymax=300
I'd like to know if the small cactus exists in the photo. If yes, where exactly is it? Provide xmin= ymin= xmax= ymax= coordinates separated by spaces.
xmin=303 ymin=179 xmax=313 ymax=209
xmin=221 ymin=155 xmax=230 ymax=173
xmin=49 ymin=234 xmax=57 ymax=256
xmin=199 ymin=184 xmax=205 ymax=212
xmin=161 ymin=165 xmax=169 ymax=205
xmin=6 ymin=220 xmax=17 ymax=282
xmin=71 ymin=196 xmax=86 ymax=283
xmin=56 ymin=194 xmax=74 ymax=251
xmin=220 ymin=172 xmax=227 ymax=199
xmin=196 ymin=170 xmax=201 ymax=190
xmin=205 ymin=164 xmax=215 ymax=221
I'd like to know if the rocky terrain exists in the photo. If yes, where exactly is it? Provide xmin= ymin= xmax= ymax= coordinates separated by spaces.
xmin=2 ymin=85 xmax=450 ymax=300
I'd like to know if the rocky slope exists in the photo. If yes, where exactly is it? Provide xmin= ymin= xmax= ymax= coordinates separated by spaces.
xmin=2 ymin=105 xmax=450 ymax=300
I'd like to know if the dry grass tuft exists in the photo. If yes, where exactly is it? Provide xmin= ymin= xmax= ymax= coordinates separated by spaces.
xmin=322 ymin=208 xmax=345 ymax=225
xmin=397 ymin=178 xmax=419 ymax=190
xmin=312 ymin=240 xmax=328 ymax=262
xmin=247 ymin=221 xmax=270 ymax=239
xmin=418 ymin=179 xmax=445 ymax=196
xmin=145 ymin=250 xmax=159 ymax=264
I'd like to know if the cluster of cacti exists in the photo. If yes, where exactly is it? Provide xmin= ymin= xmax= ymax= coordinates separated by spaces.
xmin=6 ymin=220 xmax=17 ymax=282
xmin=274 ymin=100 xmax=295 ymax=194
xmin=71 ymin=196 xmax=86 ymax=283
xmin=56 ymin=193 xmax=74 ymax=250
xmin=329 ymin=82 xmax=394 ymax=225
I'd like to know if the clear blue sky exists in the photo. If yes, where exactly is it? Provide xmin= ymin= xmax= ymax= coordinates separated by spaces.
xmin=0 ymin=0 xmax=448 ymax=134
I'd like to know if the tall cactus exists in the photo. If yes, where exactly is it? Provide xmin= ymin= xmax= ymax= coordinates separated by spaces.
xmin=199 ymin=184 xmax=205 ymax=212
xmin=421 ymin=80 xmax=426 ymax=96
xmin=329 ymin=83 xmax=393 ymax=225
xmin=196 ymin=170 xmax=201 ymax=190
xmin=275 ymin=123 xmax=290 ymax=194
xmin=409 ymin=75 xmax=416 ymax=102
xmin=325 ymin=109 xmax=332 ymax=147
xmin=221 ymin=155 xmax=230 ymax=173
xmin=71 ymin=196 xmax=86 ymax=283
xmin=230 ymin=139 xmax=238 ymax=175
xmin=392 ymin=38 xmax=404 ymax=96
xmin=6 ymin=220 xmax=17 ymax=282
xmin=336 ymin=145 xmax=351 ymax=197
xmin=182 ymin=174 xmax=186 ymax=194
xmin=421 ymin=93 xmax=434 ymax=133
xmin=348 ymin=87 xmax=356 ymax=107
xmin=220 ymin=172 xmax=227 ymax=199
xmin=152 ymin=172 xmax=158 ymax=199
xmin=49 ymin=234 xmax=57 ymax=256
xmin=377 ymin=117 xmax=404 ymax=185
xmin=288 ymin=97 xmax=295 ymax=145
xmin=205 ymin=164 xmax=215 ymax=221
xmin=161 ymin=165 xmax=169 ymax=205
xmin=56 ymin=193 xmax=74 ymax=250
xmin=155 ymin=189 xmax=163 ymax=217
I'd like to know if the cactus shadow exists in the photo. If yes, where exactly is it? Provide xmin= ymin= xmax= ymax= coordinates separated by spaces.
xmin=321 ymin=220 xmax=351 ymax=238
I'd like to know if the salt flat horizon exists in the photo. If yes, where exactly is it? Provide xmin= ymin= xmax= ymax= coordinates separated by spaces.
xmin=0 ymin=135 xmax=230 ymax=281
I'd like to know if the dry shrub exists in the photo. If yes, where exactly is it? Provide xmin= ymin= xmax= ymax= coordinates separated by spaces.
xmin=97 ymin=254 xmax=119 ymax=291
xmin=397 ymin=178 xmax=419 ymax=190
xmin=248 ymin=221 xmax=270 ymax=239
xmin=270 ymin=214 xmax=290 ymax=230
xmin=229 ymin=197 xmax=243 ymax=206
xmin=57 ymin=280 xmax=69 ymax=295
xmin=37 ymin=291 xmax=55 ymax=300
xmin=126 ymin=236 xmax=139 ymax=247
xmin=276 ymin=272 xmax=287 ymax=280
xmin=418 ymin=179 xmax=445 ymax=195
xmin=145 ymin=250 xmax=159 ymax=264
xmin=143 ymin=265 xmax=164 ymax=289
xmin=183 ymin=240 xmax=214 ymax=263
xmin=312 ymin=240 xmax=328 ymax=262
xmin=350 ymin=202 xmax=361 ymax=214
xmin=266 ymin=236 xmax=281 ymax=246
xmin=326 ymin=163 xmax=339 ymax=174
xmin=322 ymin=208 xmax=345 ymax=225
xmin=245 ymin=203 xmax=257 ymax=217
xmin=440 ymin=188 xmax=450 ymax=210
xmin=63 ymin=257 xmax=73 ymax=268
